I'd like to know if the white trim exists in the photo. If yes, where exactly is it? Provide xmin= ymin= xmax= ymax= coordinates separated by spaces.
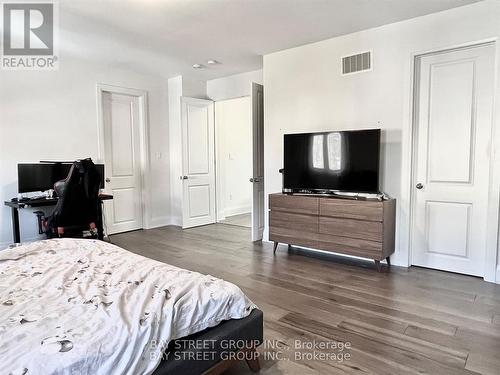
xmin=403 ymin=39 xmax=499 ymax=282
xmin=95 ymin=83 xmax=152 ymax=230
xmin=217 ymin=210 xmax=226 ymax=222
xmin=485 ymin=39 xmax=500 ymax=283
xmin=148 ymin=215 xmax=171 ymax=229
xmin=170 ymin=217 xmax=182 ymax=227
xmin=224 ymin=205 xmax=251 ymax=218
xmin=214 ymin=100 xmax=224 ymax=222
xmin=213 ymin=95 xmax=251 ymax=102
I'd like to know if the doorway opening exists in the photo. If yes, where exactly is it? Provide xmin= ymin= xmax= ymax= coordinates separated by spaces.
xmin=215 ymin=96 xmax=252 ymax=229
xmin=180 ymin=83 xmax=264 ymax=241
xmin=215 ymin=83 xmax=264 ymax=239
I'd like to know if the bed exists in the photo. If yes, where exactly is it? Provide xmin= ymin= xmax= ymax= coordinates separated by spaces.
xmin=0 ymin=239 xmax=263 ymax=375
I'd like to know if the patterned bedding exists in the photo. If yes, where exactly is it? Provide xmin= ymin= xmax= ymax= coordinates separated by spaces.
xmin=0 ymin=239 xmax=255 ymax=375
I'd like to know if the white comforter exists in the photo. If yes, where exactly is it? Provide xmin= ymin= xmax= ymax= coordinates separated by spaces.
xmin=0 ymin=239 xmax=255 ymax=375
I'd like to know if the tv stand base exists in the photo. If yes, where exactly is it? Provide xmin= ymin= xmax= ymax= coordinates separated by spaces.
xmin=274 ymin=242 xmax=391 ymax=272
xmin=374 ymin=257 xmax=391 ymax=272
xmin=269 ymin=193 xmax=396 ymax=272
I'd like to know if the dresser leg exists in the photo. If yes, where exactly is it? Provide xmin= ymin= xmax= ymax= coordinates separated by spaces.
xmin=273 ymin=242 xmax=278 ymax=254
xmin=374 ymin=260 xmax=381 ymax=272
xmin=386 ymin=256 xmax=391 ymax=267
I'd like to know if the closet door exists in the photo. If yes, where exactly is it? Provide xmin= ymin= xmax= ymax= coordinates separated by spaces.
xmin=181 ymin=97 xmax=216 ymax=228
xmin=411 ymin=44 xmax=495 ymax=276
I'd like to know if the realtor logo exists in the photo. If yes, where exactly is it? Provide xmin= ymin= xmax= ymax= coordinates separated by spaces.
xmin=2 ymin=2 xmax=58 ymax=69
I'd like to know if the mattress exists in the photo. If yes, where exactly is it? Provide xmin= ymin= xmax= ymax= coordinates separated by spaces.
xmin=0 ymin=239 xmax=255 ymax=375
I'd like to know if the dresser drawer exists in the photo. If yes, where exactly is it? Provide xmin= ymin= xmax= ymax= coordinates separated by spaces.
xmin=270 ymin=194 xmax=319 ymax=215
xmin=319 ymin=216 xmax=382 ymax=242
xmin=319 ymin=198 xmax=383 ymax=222
xmin=316 ymin=233 xmax=383 ymax=259
xmin=270 ymin=211 xmax=318 ymax=233
xmin=269 ymin=226 xmax=317 ymax=249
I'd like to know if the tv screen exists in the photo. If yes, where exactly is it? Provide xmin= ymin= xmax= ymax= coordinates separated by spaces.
xmin=283 ymin=129 xmax=380 ymax=193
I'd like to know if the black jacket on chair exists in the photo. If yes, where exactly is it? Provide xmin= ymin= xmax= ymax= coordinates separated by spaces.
xmin=45 ymin=159 xmax=101 ymax=238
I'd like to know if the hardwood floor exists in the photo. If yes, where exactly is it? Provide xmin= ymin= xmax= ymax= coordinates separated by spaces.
xmin=111 ymin=224 xmax=500 ymax=375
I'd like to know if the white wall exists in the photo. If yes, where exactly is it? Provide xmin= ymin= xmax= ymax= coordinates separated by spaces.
xmin=263 ymin=1 xmax=500 ymax=281
xmin=215 ymin=97 xmax=252 ymax=219
xmin=0 ymin=56 xmax=170 ymax=248
xmin=183 ymin=77 xmax=209 ymax=99
xmin=207 ymin=70 xmax=263 ymax=101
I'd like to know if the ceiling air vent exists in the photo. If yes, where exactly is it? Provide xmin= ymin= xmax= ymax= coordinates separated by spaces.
xmin=342 ymin=51 xmax=371 ymax=75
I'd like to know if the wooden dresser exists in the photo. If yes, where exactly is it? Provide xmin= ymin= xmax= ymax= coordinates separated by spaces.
xmin=269 ymin=193 xmax=396 ymax=271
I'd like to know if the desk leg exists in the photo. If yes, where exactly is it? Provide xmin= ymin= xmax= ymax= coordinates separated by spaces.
xmin=11 ymin=207 xmax=20 ymax=244
xmin=97 ymin=201 xmax=104 ymax=241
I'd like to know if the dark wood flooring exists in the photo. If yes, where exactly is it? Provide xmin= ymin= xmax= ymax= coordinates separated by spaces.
xmin=112 ymin=224 xmax=500 ymax=375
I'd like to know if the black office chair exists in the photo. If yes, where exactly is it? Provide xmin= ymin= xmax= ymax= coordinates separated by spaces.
xmin=40 ymin=158 xmax=102 ymax=239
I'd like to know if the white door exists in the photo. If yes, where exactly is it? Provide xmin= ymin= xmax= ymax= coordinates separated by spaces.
xmin=181 ymin=97 xmax=216 ymax=228
xmin=411 ymin=44 xmax=495 ymax=276
xmin=251 ymin=83 xmax=265 ymax=241
xmin=102 ymin=92 xmax=143 ymax=234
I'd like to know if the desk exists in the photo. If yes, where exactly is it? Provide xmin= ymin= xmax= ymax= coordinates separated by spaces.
xmin=4 ymin=194 xmax=113 ymax=244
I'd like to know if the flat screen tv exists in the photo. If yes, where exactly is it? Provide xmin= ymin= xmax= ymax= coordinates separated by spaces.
xmin=283 ymin=129 xmax=380 ymax=194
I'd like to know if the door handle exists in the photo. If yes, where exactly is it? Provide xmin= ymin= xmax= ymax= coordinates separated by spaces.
xmin=105 ymin=178 xmax=111 ymax=183
xmin=180 ymin=175 xmax=188 ymax=180
xmin=416 ymin=183 xmax=424 ymax=190
xmin=249 ymin=177 xmax=261 ymax=183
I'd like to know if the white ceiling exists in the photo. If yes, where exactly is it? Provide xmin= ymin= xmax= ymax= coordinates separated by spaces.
xmin=59 ymin=0 xmax=479 ymax=80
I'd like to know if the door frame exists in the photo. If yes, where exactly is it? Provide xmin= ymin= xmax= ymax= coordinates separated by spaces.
xmin=96 ymin=83 xmax=151 ymax=230
xmin=251 ymin=82 xmax=265 ymax=241
xmin=405 ymin=40 xmax=499 ymax=282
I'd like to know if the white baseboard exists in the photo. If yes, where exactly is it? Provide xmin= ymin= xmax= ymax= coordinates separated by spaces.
xmin=147 ymin=215 xmax=171 ymax=229
xmin=388 ymin=251 xmax=409 ymax=267
xmin=224 ymin=205 xmax=251 ymax=217
xmin=169 ymin=216 xmax=182 ymax=227
xmin=217 ymin=209 xmax=226 ymax=222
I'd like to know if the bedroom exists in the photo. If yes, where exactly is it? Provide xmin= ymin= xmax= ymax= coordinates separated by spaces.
xmin=1 ymin=0 xmax=500 ymax=374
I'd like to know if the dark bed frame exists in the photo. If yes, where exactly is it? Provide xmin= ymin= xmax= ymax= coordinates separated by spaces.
xmin=153 ymin=309 xmax=264 ymax=375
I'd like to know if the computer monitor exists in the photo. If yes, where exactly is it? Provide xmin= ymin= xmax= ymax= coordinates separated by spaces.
xmin=17 ymin=163 xmax=105 ymax=193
